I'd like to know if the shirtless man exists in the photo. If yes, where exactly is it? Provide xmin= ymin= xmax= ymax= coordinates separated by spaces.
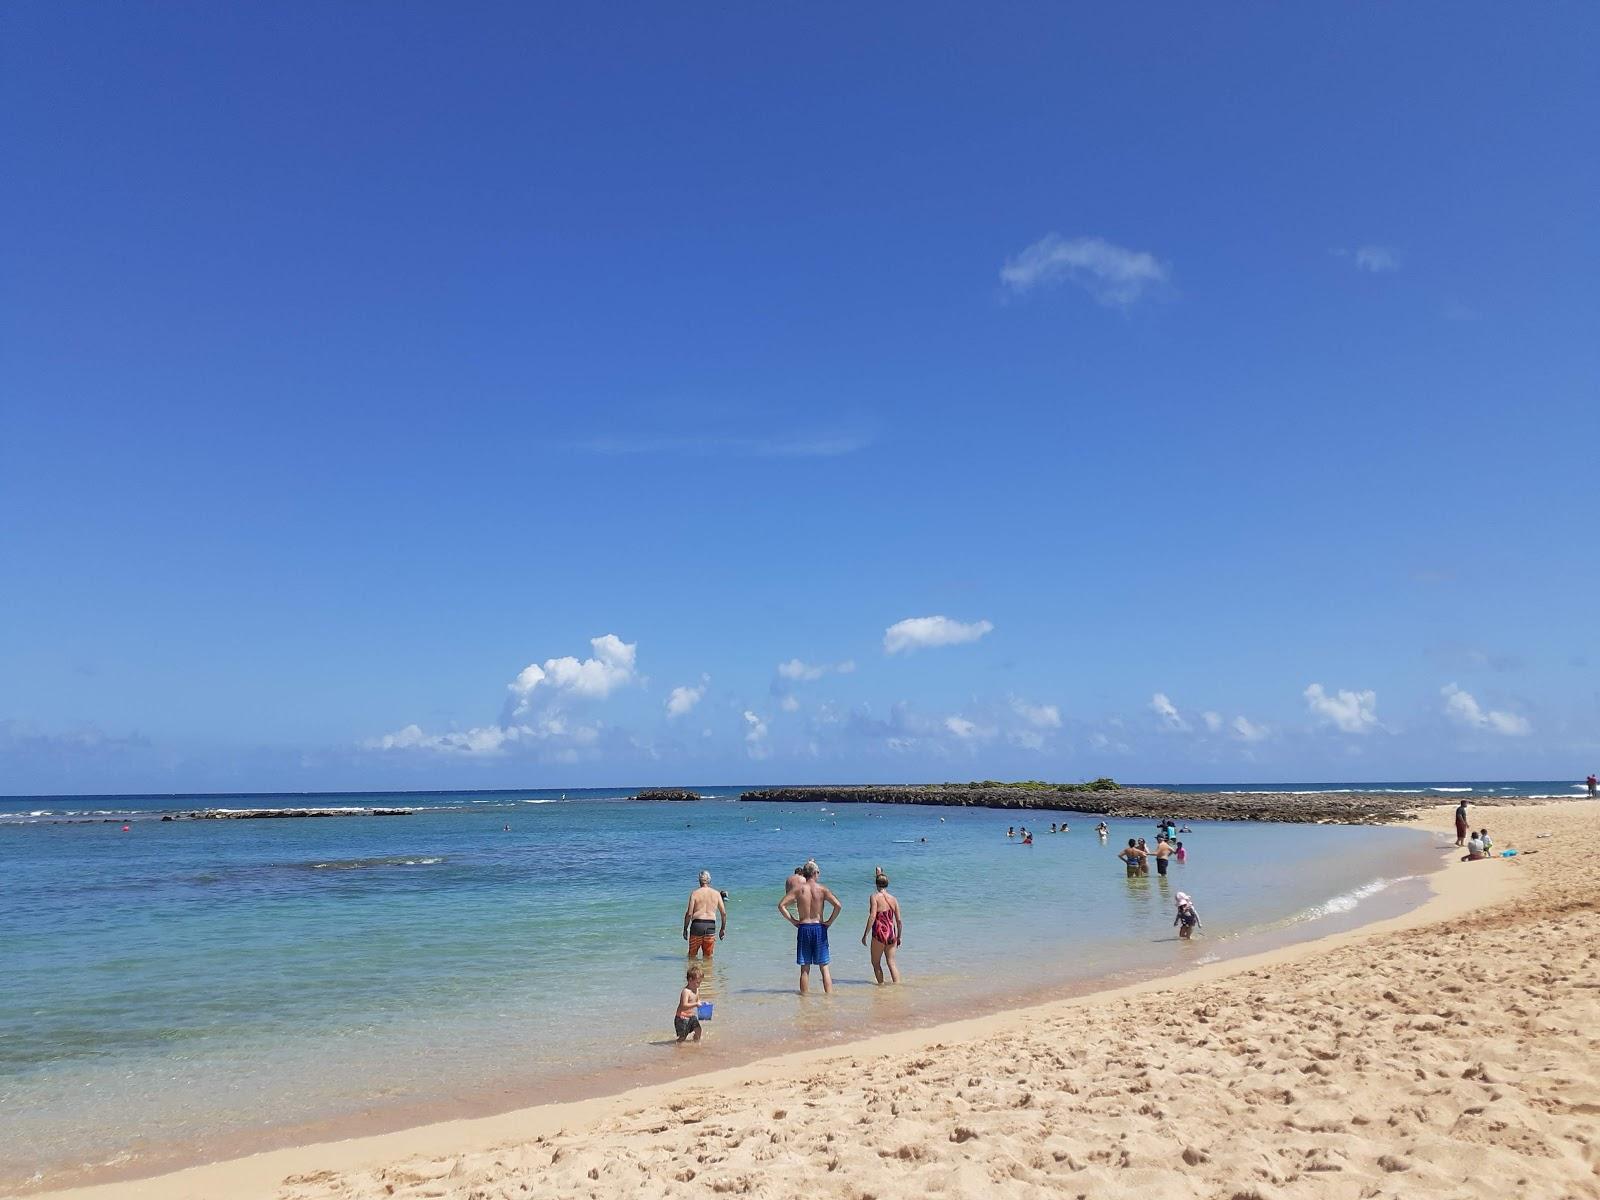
xmin=682 ymin=870 xmax=727 ymax=958
xmin=1153 ymin=836 xmax=1174 ymax=877
xmin=777 ymin=862 xmax=841 ymax=994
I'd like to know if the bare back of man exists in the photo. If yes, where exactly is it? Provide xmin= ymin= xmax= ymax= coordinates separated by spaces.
xmin=777 ymin=865 xmax=840 ymax=994
xmin=683 ymin=871 xmax=727 ymax=958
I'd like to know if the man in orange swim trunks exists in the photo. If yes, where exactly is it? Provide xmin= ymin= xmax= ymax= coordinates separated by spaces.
xmin=683 ymin=870 xmax=727 ymax=958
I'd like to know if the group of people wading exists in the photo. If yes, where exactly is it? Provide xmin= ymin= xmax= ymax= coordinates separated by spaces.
xmin=676 ymin=860 xmax=905 ymax=1038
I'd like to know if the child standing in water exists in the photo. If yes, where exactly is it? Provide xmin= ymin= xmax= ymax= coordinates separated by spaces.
xmin=674 ymin=966 xmax=704 ymax=1043
xmin=1174 ymin=892 xmax=1201 ymax=940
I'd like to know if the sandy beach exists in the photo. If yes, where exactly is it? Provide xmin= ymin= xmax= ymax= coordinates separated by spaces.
xmin=25 ymin=800 xmax=1599 ymax=1200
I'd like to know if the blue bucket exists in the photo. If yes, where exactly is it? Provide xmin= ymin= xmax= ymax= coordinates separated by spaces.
xmin=696 ymin=1002 xmax=714 ymax=1021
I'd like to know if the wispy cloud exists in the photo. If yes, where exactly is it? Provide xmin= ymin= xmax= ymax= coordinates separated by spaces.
xmin=883 ymin=615 xmax=994 ymax=655
xmin=1150 ymin=691 xmax=1189 ymax=731
xmin=1332 ymin=245 xmax=1400 ymax=274
xmin=572 ymin=430 xmax=871 ymax=458
xmin=1000 ymin=234 xmax=1169 ymax=307
xmin=776 ymin=658 xmax=856 ymax=682
xmin=1441 ymin=683 xmax=1530 ymax=736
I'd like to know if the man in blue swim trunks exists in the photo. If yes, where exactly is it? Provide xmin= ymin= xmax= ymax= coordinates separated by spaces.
xmin=777 ymin=861 xmax=841 ymax=995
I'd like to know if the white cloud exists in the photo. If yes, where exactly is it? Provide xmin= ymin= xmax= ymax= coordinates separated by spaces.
xmin=1354 ymin=245 xmax=1399 ymax=273
xmin=1000 ymin=233 xmax=1169 ymax=307
xmin=1202 ymin=710 xmax=1224 ymax=733
xmin=665 ymin=681 xmax=706 ymax=719
xmin=743 ymin=710 xmax=771 ymax=759
xmin=777 ymin=658 xmax=855 ymax=681
xmin=1150 ymin=692 xmax=1188 ymax=731
xmin=364 ymin=713 xmax=599 ymax=758
xmin=1304 ymin=683 xmax=1378 ymax=733
xmin=1231 ymin=715 xmax=1269 ymax=743
xmin=1441 ymin=683 xmax=1531 ymax=736
xmin=1010 ymin=698 xmax=1062 ymax=729
xmin=943 ymin=716 xmax=996 ymax=741
xmin=780 ymin=694 xmax=801 ymax=713
xmin=883 ymin=615 xmax=994 ymax=655
xmin=537 ymin=634 xmax=637 ymax=700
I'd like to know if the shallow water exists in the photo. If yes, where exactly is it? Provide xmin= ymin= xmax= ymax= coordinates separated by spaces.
xmin=0 ymin=789 xmax=1441 ymax=1190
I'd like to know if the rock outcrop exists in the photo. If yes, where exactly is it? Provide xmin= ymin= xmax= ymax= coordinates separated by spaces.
xmin=633 ymin=789 xmax=701 ymax=802
xmin=738 ymin=785 xmax=1454 ymax=825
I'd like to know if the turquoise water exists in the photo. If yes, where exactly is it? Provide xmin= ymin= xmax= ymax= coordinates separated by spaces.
xmin=1 ymin=788 xmax=1443 ymax=1191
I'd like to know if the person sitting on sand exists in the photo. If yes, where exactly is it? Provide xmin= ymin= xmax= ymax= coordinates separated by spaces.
xmin=1118 ymin=839 xmax=1145 ymax=875
xmin=682 ymin=870 xmax=727 ymax=959
xmin=1174 ymin=892 xmax=1201 ymax=939
xmin=1464 ymin=832 xmax=1485 ymax=861
xmin=862 ymin=867 xmax=903 ymax=984
xmin=674 ymin=966 xmax=704 ymax=1043
xmin=778 ymin=862 xmax=841 ymax=995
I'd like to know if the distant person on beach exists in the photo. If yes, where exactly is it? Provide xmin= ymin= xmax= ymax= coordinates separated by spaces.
xmin=1479 ymin=828 xmax=1493 ymax=855
xmin=1174 ymin=892 xmax=1201 ymax=939
xmin=862 ymin=867 xmax=903 ymax=984
xmin=1589 ymin=774 xmax=1597 ymax=799
xmin=1455 ymin=801 xmax=1469 ymax=847
xmin=683 ymin=870 xmax=727 ymax=958
xmin=1464 ymin=832 xmax=1485 ymax=861
xmin=1118 ymin=839 xmax=1145 ymax=875
xmin=778 ymin=862 xmax=841 ymax=995
xmin=674 ymin=966 xmax=704 ymax=1043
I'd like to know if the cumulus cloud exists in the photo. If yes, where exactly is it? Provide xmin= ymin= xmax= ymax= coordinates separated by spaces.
xmin=1231 ymin=715 xmax=1269 ymax=743
xmin=1304 ymin=683 xmax=1378 ymax=733
xmin=883 ymin=615 xmax=994 ymax=655
xmin=1150 ymin=692 xmax=1188 ymax=731
xmin=665 ymin=680 xmax=706 ymax=719
xmin=1441 ymin=683 xmax=1531 ymax=736
xmin=507 ymin=634 xmax=637 ymax=714
xmin=1000 ymin=234 xmax=1169 ymax=307
xmin=777 ymin=658 xmax=856 ymax=681
xmin=1010 ymin=698 xmax=1062 ymax=729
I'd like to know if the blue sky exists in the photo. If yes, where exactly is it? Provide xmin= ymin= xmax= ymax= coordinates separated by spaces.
xmin=3 ymin=4 xmax=1597 ymax=793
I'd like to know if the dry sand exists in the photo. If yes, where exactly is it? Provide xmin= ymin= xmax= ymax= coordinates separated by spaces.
xmin=28 ymin=801 xmax=1600 ymax=1200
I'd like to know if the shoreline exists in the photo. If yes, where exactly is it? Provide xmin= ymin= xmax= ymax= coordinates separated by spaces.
xmin=23 ymin=801 xmax=1589 ymax=1200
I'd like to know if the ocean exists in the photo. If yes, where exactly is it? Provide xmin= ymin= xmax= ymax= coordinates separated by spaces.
xmin=1 ymin=780 xmax=1560 ymax=1191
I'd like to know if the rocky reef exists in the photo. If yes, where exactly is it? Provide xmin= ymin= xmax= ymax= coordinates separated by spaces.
xmin=738 ymin=784 xmax=1449 ymax=825
xmin=159 ymin=807 xmax=414 ymax=820
xmin=632 ymin=788 xmax=701 ymax=802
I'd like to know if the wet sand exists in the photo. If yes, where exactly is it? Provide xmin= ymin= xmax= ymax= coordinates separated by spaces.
xmin=23 ymin=800 xmax=1598 ymax=1200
